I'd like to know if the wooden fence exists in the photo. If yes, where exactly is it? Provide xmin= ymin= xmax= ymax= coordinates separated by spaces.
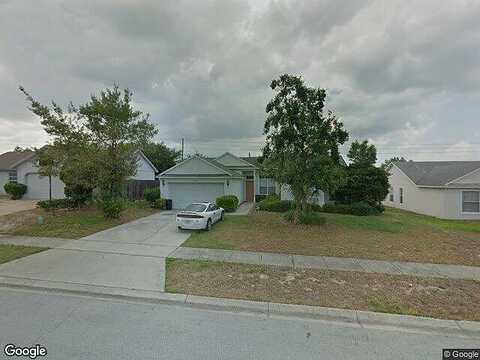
xmin=125 ymin=180 xmax=159 ymax=200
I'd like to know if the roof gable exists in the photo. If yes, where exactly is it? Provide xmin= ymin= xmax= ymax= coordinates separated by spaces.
xmin=394 ymin=161 xmax=480 ymax=186
xmin=0 ymin=150 xmax=35 ymax=170
xmin=160 ymin=155 xmax=233 ymax=177
xmin=135 ymin=150 xmax=158 ymax=173
xmin=215 ymin=152 xmax=255 ymax=167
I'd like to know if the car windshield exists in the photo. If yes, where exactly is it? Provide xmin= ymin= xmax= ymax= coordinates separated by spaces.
xmin=184 ymin=203 xmax=207 ymax=212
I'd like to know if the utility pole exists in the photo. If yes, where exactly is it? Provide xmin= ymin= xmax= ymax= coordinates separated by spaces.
xmin=181 ymin=138 xmax=184 ymax=160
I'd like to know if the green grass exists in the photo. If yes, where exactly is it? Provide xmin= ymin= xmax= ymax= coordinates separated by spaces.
xmin=179 ymin=208 xmax=480 ymax=266
xmin=322 ymin=212 xmax=407 ymax=233
xmin=0 ymin=244 xmax=47 ymax=264
xmin=9 ymin=206 xmax=159 ymax=239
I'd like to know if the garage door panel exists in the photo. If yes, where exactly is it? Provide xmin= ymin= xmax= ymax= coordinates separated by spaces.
xmin=25 ymin=174 xmax=65 ymax=200
xmin=169 ymin=182 xmax=224 ymax=209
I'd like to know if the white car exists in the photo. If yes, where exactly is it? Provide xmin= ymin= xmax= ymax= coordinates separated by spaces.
xmin=176 ymin=202 xmax=224 ymax=231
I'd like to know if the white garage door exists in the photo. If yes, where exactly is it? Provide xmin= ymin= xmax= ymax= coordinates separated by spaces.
xmin=24 ymin=173 xmax=65 ymax=200
xmin=169 ymin=182 xmax=224 ymax=209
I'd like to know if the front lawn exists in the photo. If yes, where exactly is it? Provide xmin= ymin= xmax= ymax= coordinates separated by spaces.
xmin=182 ymin=208 xmax=480 ymax=266
xmin=166 ymin=259 xmax=480 ymax=321
xmin=0 ymin=205 xmax=159 ymax=239
xmin=0 ymin=244 xmax=47 ymax=264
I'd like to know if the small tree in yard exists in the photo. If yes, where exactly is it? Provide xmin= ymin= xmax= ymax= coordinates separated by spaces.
xmin=262 ymin=74 xmax=349 ymax=223
xmin=20 ymin=85 xmax=157 ymax=217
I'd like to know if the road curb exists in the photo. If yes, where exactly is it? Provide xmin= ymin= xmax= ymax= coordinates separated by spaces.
xmin=0 ymin=276 xmax=478 ymax=338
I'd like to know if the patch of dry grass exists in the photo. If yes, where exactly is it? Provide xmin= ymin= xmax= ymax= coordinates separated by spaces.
xmin=0 ymin=206 xmax=159 ymax=239
xmin=166 ymin=259 xmax=480 ymax=321
xmin=183 ymin=210 xmax=480 ymax=266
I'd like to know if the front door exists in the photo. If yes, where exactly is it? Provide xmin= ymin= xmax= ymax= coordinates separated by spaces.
xmin=246 ymin=180 xmax=254 ymax=202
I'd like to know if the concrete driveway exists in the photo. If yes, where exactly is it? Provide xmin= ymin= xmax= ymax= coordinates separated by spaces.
xmin=0 ymin=211 xmax=190 ymax=293
xmin=0 ymin=197 xmax=37 ymax=216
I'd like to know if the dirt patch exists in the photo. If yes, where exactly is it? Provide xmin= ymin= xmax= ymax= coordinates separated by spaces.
xmin=166 ymin=259 xmax=480 ymax=321
xmin=0 ymin=208 xmax=41 ymax=233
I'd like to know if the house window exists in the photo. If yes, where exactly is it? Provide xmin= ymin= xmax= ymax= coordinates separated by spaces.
xmin=389 ymin=187 xmax=394 ymax=202
xmin=399 ymin=188 xmax=403 ymax=204
xmin=462 ymin=191 xmax=480 ymax=213
xmin=8 ymin=171 xmax=17 ymax=183
xmin=259 ymin=177 xmax=275 ymax=195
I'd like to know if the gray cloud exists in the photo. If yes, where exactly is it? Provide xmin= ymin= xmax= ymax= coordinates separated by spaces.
xmin=1 ymin=0 xmax=480 ymax=162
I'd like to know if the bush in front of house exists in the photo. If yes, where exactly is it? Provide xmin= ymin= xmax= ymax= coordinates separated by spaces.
xmin=152 ymin=198 xmax=166 ymax=210
xmin=144 ymin=187 xmax=161 ymax=204
xmin=64 ymin=184 xmax=93 ymax=207
xmin=284 ymin=209 xmax=326 ymax=225
xmin=4 ymin=182 xmax=27 ymax=200
xmin=216 ymin=195 xmax=239 ymax=212
xmin=37 ymin=198 xmax=74 ymax=211
xmin=96 ymin=195 xmax=126 ymax=219
xmin=321 ymin=201 xmax=380 ymax=216
xmin=257 ymin=198 xmax=293 ymax=212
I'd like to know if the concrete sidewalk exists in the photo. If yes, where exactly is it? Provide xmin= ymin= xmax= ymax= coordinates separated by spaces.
xmin=170 ymin=247 xmax=480 ymax=281
xmin=229 ymin=202 xmax=254 ymax=215
xmin=0 ymin=212 xmax=190 ymax=292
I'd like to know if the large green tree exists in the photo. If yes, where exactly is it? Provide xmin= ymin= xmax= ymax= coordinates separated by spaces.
xmin=335 ymin=140 xmax=389 ymax=207
xmin=348 ymin=140 xmax=377 ymax=167
xmin=262 ymin=74 xmax=349 ymax=222
xmin=20 ymin=85 xmax=157 ymax=202
xmin=142 ymin=142 xmax=181 ymax=174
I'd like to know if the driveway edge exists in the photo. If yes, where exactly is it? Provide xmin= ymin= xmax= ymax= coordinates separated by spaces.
xmin=0 ymin=275 xmax=478 ymax=338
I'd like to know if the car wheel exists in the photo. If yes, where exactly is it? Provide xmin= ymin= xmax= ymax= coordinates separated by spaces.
xmin=205 ymin=219 xmax=212 ymax=231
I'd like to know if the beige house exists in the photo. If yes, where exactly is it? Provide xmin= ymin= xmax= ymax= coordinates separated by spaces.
xmin=384 ymin=161 xmax=480 ymax=219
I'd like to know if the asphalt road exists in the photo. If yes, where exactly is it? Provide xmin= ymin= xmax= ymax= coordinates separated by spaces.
xmin=0 ymin=287 xmax=477 ymax=360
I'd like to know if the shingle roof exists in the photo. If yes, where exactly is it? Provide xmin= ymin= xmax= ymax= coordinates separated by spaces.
xmin=394 ymin=161 xmax=480 ymax=186
xmin=204 ymin=157 xmax=242 ymax=176
xmin=240 ymin=157 xmax=258 ymax=166
xmin=0 ymin=151 xmax=35 ymax=170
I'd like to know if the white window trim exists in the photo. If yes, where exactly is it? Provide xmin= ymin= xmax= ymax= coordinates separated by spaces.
xmin=8 ymin=171 xmax=17 ymax=183
xmin=461 ymin=190 xmax=480 ymax=214
xmin=259 ymin=177 xmax=276 ymax=195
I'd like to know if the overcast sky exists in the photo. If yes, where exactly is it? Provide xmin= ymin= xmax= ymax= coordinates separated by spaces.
xmin=1 ymin=0 xmax=480 ymax=163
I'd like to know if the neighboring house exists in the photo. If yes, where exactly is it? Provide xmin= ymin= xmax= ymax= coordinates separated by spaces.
xmin=159 ymin=152 xmax=279 ymax=209
xmin=385 ymin=161 xmax=480 ymax=219
xmin=0 ymin=149 xmax=157 ymax=200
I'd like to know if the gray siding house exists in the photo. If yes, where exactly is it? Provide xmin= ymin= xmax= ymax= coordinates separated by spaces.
xmin=0 ymin=150 xmax=157 ymax=200
xmin=159 ymin=152 xmax=338 ymax=209
xmin=159 ymin=152 xmax=280 ymax=209
xmin=385 ymin=161 xmax=480 ymax=219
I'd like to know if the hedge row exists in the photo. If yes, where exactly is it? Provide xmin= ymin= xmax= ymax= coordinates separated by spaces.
xmin=257 ymin=197 xmax=383 ymax=217
xmin=322 ymin=202 xmax=383 ymax=216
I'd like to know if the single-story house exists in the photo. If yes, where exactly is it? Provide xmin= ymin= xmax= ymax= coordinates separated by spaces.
xmin=384 ymin=160 xmax=480 ymax=219
xmin=0 ymin=149 xmax=157 ymax=200
xmin=159 ymin=152 xmax=273 ymax=209
xmin=159 ymin=152 xmax=335 ymax=209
